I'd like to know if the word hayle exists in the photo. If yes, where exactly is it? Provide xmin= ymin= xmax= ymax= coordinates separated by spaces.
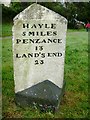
xmin=23 ymin=23 xmax=57 ymax=29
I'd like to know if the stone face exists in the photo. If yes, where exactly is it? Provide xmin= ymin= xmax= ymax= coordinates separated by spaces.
xmin=12 ymin=3 xmax=67 ymax=110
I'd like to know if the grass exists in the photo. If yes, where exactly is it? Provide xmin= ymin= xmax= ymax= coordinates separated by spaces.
xmin=2 ymin=24 xmax=89 ymax=118
xmin=0 ymin=23 xmax=12 ymax=37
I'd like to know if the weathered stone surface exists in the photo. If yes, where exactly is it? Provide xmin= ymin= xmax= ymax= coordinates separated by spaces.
xmin=15 ymin=80 xmax=66 ymax=111
xmin=12 ymin=3 xmax=67 ymax=110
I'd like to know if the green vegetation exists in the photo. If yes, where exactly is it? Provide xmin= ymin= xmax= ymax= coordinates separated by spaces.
xmin=2 ymin=23 xmax=12 ymax=37
xmin=2 ymin=24 xmax=89 ymax=118
xmin=2 ymin=2 xmax=90 ymax=28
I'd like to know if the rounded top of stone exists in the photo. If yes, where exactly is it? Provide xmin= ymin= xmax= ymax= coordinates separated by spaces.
xmin=14 ymin=3 xmax=67 ymax=24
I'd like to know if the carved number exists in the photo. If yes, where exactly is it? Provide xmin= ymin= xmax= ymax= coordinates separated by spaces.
xmin=35 ymin=60 xmax=44 ymax=65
